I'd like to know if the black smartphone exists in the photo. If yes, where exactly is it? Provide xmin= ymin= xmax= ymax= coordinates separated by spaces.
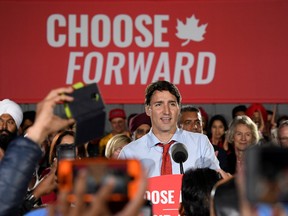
xmin=64 ymin=83 xmax=106 ymax=145
xmin=245 ymin=145 xmax=288 ymax=204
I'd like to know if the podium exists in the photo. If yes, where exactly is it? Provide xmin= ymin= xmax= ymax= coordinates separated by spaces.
xmin=146 ymin=174 xmax=183 ymax=216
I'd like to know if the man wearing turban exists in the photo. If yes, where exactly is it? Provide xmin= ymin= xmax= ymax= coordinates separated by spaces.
xmin=0 ymin=99 xmax=23 ymax=152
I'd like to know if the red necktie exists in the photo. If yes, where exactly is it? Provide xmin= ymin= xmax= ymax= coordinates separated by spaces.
xmin=158 ymin=140 xmax=175 ymax=175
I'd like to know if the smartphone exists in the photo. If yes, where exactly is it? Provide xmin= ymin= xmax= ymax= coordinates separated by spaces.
xmin=56 ymin=144 xmax=76 ymax=161
xmin=58 ymin=158 xmax=142 ymax=206
xmin=245 ymin=146 xmax=288 ymax=203
xmin=64 ymin=82 xmax=106 ymax=145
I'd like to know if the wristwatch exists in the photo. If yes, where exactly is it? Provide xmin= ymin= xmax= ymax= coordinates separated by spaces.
xmin=24 ymin=193 xmax=39 ymax=210
xmin=27 ymin=193 xmax=38 ymax=203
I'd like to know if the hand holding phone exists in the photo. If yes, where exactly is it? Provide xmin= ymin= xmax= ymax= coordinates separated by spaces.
xmin=64 ymin=83 xmax=106 ymax=145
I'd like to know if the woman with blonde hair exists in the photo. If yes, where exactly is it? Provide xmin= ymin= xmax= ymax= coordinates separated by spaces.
xmin=226 ymin=115 xmax=260 ymax=174
xmin=105 ymin=134 xmax=131 ymax=159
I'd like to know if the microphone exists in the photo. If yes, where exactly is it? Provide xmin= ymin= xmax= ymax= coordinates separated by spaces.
xmin=171 ymin=142 xmax=188 ymax=174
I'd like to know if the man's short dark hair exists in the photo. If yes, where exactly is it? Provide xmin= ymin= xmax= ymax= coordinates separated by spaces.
xmin=277 ymin=115 xmax=288 ymax=127
xmin=145 ymin=80 xmax=181 ymax=106
xmin=232 ymin=105 xmax=247 ymax=119
xmin=181 ymin=105 xmax=200 ymax=114
xmin=278 ymin=120 xmax=288 ymax=131
xmin=181 ymin=168 xmax=221 ymax=216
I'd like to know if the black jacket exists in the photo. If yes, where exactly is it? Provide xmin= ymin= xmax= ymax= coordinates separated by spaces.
xmin=0 ymin=137 xmax=42 ymax=216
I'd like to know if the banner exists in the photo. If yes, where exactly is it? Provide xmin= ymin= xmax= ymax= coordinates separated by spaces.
xmin=146 ymin=174 xmax=182 ymax=216
xmin=1 ymin=1 xmax=288 ymax=103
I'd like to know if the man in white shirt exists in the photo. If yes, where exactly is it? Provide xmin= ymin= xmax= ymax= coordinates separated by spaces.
xmin=119 ymin=80 xmax=221 ymax=177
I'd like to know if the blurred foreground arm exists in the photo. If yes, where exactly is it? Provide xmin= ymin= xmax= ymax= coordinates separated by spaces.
xmin=0 ymin=87 xmax=75 ymax=216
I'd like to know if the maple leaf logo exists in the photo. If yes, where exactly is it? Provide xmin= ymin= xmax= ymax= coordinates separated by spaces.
xmin=176 ymin=15 xmax=208 ymax=46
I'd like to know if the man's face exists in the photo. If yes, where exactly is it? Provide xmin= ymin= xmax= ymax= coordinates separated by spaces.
xmin=179 ymin=111 xmax=203 ymax=133
xmin=146 ymin=90 xmax=180 ymax=135
xmin=0 ymin=114 xmax=18 ymax=151
xmin=110 ymin=117 xmax=127 ymax=134
xmin=278 ymin=125 xmax=288 ymax=148
xmin=134 ymin=124 xmax=151 ymax=140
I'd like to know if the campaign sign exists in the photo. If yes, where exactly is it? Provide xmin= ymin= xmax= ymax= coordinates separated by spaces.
xmin=146 ymin=174 xmax=183 ymax=216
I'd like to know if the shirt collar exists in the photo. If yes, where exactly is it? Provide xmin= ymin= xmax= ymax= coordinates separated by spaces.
xmin=146 ymin=127 xmax=184 ymax=148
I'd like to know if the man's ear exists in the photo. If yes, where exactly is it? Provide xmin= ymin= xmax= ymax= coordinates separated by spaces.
xmin=145 ymin=106 xmax=151 ymax=116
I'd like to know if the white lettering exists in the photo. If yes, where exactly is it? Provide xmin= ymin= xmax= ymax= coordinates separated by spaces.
xmin=68 ymin=15 xmax=88 ymax=47
xmin=47 ymin=14 xmax=169 ymax=48
xmin=151 ymin=191 xmax=160 ymax=204
xmin=91 ymin=15 xmax=111 ymax=47
xmin=195 ymin=52 xmax=216 ymax=84
xmin=145 ymin=190 xmax=175 ymax=205
xmin=83 ymin=52 xmax=104 ymax=83
xmin=105 ymin=52 xmax=125 ymax=84
xmin=66 ymin=52 xmax=84 ymax=84
xmin=114 ymin=15 xmax=133 ymax=47
xmin=128 ymin=52 xmax=154 ymax=84
xmin=47 ymin=14 xmax=66 ymax=47
xmin=65 ymin=51 xmax=216 ymax=86
xmin=135 ymin=15 xmax=153 ymax=47
xmin=154 ymin=15 xmax=169 ymax=47
xmin=173 ymin=52 xmax=194 ymax=84
xmin=152 ymin=215 xmax=171 ymax=216
xmin=160 ymin=190 xmax=168 ymax=204
xmin=152 ymin=52 xmax=170 ymax=81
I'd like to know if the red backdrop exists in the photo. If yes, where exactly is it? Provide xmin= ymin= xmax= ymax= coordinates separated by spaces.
xmin=1 ymin=0 xmax=288 ymax=103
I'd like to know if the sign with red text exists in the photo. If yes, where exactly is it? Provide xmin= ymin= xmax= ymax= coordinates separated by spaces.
xmin=1 ymin=1 xmax=288 ymax=103
xmin=146 ymin=174 xmax=182 ymax=216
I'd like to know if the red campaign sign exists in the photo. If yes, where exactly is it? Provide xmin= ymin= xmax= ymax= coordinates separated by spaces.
xmin=146 ymin=174 xmax=182 ymax=216
xmin=1 ymin=1 xmax=288 ymax=103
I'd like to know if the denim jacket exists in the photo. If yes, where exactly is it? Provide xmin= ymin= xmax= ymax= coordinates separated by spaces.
xmin=0 ymin=137 xmax=42 ymax=216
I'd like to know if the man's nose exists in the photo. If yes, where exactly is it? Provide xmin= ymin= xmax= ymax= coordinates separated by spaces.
xmin=163 ymin=104 xmax=170 ymax=114
xmin=0 ymin=121 xmax=7 ymax=130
